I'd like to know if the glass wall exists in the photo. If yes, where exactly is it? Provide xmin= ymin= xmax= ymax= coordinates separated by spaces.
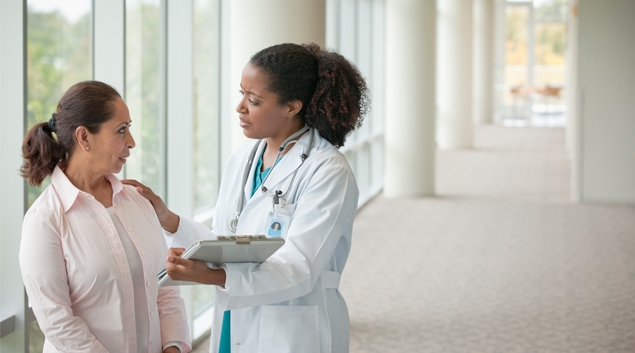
xmin=125 ymin=0 xmax=166 ymax=196
xmin=500 ymin=0 xmax=568 ymax=126
xmin=505 ymin=5 xmax=530 ymax=88
xmin=192 ymin=0 xmax=221 ymax=336
xmin=193 ymin=0 xmax=222 ymax=217
xmin=26 ymin=0 xmax=92 ymax=206
xmin=533 ymin=0 xmax=567 ymax=86
xmin=328 ymin=0 xmax=385 ymax=206
xmin=19 ymin=0 xmax=224 ymax=346
xmin=532 ymin=0 xmax=567 ymax=118
xmin=26 ymin=1 xmax=93 ymax=350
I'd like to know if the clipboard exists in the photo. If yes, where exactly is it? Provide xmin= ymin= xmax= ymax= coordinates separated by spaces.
xmin=158 ymin=235 xmax=285 ymax=286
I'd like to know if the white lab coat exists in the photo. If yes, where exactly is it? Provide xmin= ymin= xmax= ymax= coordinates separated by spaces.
xmin=167 ymin=128 xmax=359 ymax=353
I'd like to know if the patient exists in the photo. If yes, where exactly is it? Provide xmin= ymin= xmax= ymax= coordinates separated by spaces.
xmin=19 ymin=81 xmax=191 ymax=353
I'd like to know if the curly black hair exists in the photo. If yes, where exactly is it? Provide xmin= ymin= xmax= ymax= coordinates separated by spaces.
xmin=249 ymin=43 xmax=370 ymax=148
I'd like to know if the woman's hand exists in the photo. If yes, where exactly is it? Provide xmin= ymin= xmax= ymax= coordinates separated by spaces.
xmin=163 ymin=346 xmax=181 ymax=353
xmin=122 ymin=179 xmax=180 ymax=233
xmin=165 ymin=248 xmax=227 ymax=286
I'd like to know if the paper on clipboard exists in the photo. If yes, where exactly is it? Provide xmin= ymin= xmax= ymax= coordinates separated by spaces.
xmin=158 ymin=235 xmax=284 ymax=286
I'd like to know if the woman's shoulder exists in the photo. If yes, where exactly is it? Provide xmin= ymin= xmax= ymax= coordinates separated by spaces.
xmin=22 ymin=185 xmax=64 ymax=237
xmin=120 ymin=184 xmax=155 ymax=213
xmin=25 ymin=185 xmax=62 ymax=219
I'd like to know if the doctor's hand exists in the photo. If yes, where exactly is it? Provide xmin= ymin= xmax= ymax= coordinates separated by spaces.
xmin=122 ymin=179 xmax=180 ymax=233
xmin=165 ymin=248 xmax=227 ymax=287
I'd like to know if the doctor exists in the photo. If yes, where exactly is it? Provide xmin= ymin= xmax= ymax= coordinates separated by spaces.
xmin=125 ymin=42 xmax=369 ymax=353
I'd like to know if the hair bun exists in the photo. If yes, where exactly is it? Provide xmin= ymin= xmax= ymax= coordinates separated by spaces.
xmin=46 ymin=113 xmax=56 ymax=133
xmin=302 ymin=42 xmax=321 ymax=55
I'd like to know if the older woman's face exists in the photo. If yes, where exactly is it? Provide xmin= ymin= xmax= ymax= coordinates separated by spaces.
xmin=87 ymin=98 xmax=135 ymax=174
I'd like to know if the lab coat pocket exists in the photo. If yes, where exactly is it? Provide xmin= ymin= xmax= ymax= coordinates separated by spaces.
xmin=257 ymin=305 xmax=320 ymax=353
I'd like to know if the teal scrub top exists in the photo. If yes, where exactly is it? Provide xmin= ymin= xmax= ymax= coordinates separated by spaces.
xmin=219 ymin=151 xmax=273 ymax=352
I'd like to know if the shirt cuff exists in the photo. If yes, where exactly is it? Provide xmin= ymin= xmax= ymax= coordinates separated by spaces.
xmin=163 ymin=341 xmax=182 ymax=352
xmin=217 ymin=264 xmax=230 ymax=292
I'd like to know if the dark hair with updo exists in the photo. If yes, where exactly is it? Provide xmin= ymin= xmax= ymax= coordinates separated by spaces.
xmin=20 ymin=80 xmax=121 ymax=187
xmin=249 ymin=43 xmax=370 ymax=148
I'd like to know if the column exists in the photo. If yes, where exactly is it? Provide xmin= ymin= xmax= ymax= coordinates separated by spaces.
xmin=166 ymin=0 xmax=194 ymax=216
xmin=0 ymin=1 xmax=27 ymax=351
xmin=165 ymin=0 xmax=195 ymax=334
xmin=437 ymin=0 xmax=474 ymax=149
xmin=93 ymin=0 xmax=125 ymax=94
xmin=473 ymin=0 xmax=495 ymax=124
xmin=566 ymin=0 xmax=579 ymax=201
xmin=226 ymin=0 xmax=326 ymax=153
xmin=575 ymin=0 xmax=635 ymax=203
xmin=94 ymin=0 xmax=126 ymax=179
xmin=384 ymin=0 xmax=436 ymax=197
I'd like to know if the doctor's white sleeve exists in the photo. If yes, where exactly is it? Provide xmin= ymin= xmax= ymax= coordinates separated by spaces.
xmin=217 ymin=162 xmax=359 ymax=311
xmin=163 ymin=216 xmax=216 ymax=249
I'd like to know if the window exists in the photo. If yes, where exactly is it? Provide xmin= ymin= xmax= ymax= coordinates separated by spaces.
xmin=26 ymin=0 xmax=92 ymax=206
xmin=25 ymin=1 xmax=93 ymax=351
xmin=125 ymin=0 xmax=166 ymax=196
xmin=10 ymin=0 xmax=226 ymax=349
xmin=532 ymin=0 xmax=567 ymax=121
xmin=192 ymin=0 xmax=222 ymax=337
xmin=499 ymin=0 xmax=568 ymax=125
xmin=327 ymin=0 xmax=385 ymax=206
xmin=193 ymin=0 xmax=222 ymax=216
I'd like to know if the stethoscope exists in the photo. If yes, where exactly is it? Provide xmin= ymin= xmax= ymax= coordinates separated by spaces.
xmin=229 ymin=126 xmax=315 ymax=233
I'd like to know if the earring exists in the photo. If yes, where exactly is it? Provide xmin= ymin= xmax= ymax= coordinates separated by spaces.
xmin=86 ymin=146 xmax=90 ymax=150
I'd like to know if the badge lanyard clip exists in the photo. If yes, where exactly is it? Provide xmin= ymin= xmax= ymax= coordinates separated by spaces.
xmin=273 ymin=190 xmax=282 ymax=206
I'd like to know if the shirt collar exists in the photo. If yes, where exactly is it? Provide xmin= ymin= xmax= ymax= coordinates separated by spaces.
xmin=51 ymin=166 xmax=129 ymax=212
xmin=105 ymin=173 xmax=128 ymax=199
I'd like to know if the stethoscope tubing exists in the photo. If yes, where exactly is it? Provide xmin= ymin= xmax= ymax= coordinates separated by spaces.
xmin=230 ymin=126 xmax=314 ymax=233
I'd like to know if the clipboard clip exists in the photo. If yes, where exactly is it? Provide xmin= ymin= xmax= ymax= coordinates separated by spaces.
xmin=235 ymin=236 xmax=251 ymax=244
xmin=216 ymin=235 xmax=267 ymax=244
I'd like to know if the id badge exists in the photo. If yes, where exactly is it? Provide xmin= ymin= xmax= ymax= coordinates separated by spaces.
xmin=264 ymin=204 xmax=293 ymax=238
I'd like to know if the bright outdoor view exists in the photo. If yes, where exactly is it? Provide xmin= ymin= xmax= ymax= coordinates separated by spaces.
xmin=25 ymin=0 xmax=221 ymax=348
xmin=26 ymin=1 xmax=92 ymax=349
xmin=503 ymin=0 xmax=567 ymax=126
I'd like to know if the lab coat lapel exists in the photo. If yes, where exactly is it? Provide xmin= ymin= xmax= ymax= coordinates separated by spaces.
xmin=260 ymin=146 xmax=302 ymax=194
xmin=243 ymin=140 xmax=266 ymax=203
xmin=245 ymin=131 xmax=312 ymax=205
xmin=265 ymin=130 xmax=313 ymax=197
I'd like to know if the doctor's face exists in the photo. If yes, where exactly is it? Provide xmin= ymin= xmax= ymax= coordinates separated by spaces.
xmin=236 ymin=63 xmax=297 ymax=141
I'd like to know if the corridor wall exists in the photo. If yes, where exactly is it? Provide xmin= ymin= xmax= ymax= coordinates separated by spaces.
xmin=575 ymin=0 xmax=635 ymax=204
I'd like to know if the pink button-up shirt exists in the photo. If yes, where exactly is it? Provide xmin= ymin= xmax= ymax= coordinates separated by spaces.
xmin=20 ymin=166 xmax=191 ymax=353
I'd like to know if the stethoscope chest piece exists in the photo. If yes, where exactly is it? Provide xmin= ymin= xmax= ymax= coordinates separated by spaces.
xmin=229 ymin=217 xmax=239 ymax=233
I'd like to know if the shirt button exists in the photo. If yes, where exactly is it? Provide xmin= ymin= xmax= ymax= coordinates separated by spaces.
xmin=146 ymin=282 xmax=150 ymax=287
xmin=150 ymin=311 xmax=154 ymax=317
xmin=113 ymin=204 xmax=118 ymax=208
xmin=141 ymin=251 xmax=146 ymax=256
xmin=127 ymin=227 xmax=132 ymax=232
